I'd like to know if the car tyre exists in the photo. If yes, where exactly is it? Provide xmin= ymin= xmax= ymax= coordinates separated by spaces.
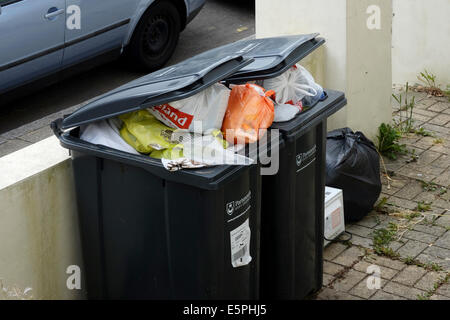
xmin=128 ymin=1 xmax=181 ymax=71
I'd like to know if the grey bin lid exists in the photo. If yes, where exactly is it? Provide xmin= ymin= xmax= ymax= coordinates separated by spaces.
xmin=61 ymin=33 xmax=325 ymax=130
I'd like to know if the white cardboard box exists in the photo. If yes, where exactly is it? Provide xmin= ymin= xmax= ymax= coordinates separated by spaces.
xmin=324 ymin=186 xmax=345 ymax=247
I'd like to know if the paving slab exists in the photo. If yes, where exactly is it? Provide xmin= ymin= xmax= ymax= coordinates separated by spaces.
xmin=354 ymin=214 xmax=380 ymax=228
xmin=0 ymin=139 xmax=31 ymax=158
xmin=369 ymin=290 xmax=407 ymax=300
xmin=412 ymin=224 xmax=447 ymax=237
xmin=332 ymin=246 xmax=366 ymax=267
xmin=403 ymin=230 xmax=439 ymax=244
xmin=316 ymin=287 xmax=362 ymax=300
xmin=414 ymin=271 xmax=447 ymax=292
xmin=382 ymin=281 xmax=426 ymax=300
xmin=436 ymin=283 xmax=450 ymax=298
xmin=323 ymin=243 xmax=348 ymax=261
xmin=396 ymin=240 xmax=429 ymax=259
xmin=391 ymin=265 xmax=428 ymax=286
xmin=434 ymin=231 xmax=450 ymax=250
xmin=353 ymin=261 xmax=399 ymax=280
xmin=323 ymin=261 xmax=347 ymax=276
xmin=330 ymin=269 xmax=367 ymax=292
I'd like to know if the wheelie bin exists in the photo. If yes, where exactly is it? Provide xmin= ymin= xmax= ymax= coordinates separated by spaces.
xmin=199 ymin=34 xmax=347 ymax=299
xmin=52 ymin=53 xmax=265 ymax=300
xmin=52 ymin=33 xmax=346 ymax=300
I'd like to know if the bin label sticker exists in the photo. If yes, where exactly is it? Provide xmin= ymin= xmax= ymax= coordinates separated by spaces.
xmin=226 ymin=191 xmax=251 ymax=222
xmin=230 ymin=219 xmax=252 ymax=268
xmin=296 ymin=145 xmax=317 ymax=173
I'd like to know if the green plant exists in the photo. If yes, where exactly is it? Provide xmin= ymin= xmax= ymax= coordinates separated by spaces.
xmin=377 ymin=123 xmax=407 ymax=160
xmin=444 ymin=85 xmax=450 ymax=101
xmin=418 ymin=70 xmax=438 ymax=89
xmin=413 ymin=127 xmax=434 ymax=137
xmin=421 ymin=181 xmax=438 ymax=192
xmin=416 ymin=201 xmax=432 ymax=212
xmin=373 ymin=228 xmax=396 ymax=246
xmin=374 ymin=197 xmax=388 ymax=213
xmin=406 ymin=211 xmax=421 ymax=221
xmin=423 ymin=262 xmax=444 ymax=272
xmin=392 ymin=83 xmax=416 ymax=134
xmin=403 ymin=256 xmax=416 ymax=265
xmin=374 ymin=246 xmax=399 ymax=258
xmin=433 ymin=138 xmax=444 ymax=145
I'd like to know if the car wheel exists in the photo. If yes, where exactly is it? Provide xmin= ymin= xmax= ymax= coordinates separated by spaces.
xmin=129 ymin=1 xmax=181 ymax=71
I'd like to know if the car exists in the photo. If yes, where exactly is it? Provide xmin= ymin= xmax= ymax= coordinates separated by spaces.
xmin=0 ymin=0 xmax=205 ymax=98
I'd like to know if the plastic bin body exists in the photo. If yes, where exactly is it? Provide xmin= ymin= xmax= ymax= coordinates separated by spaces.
xmin=261 ymin=90 xmax=347 ymax=299
xmin=70 ymin=147 xmax=261 ymax=299
xmin=52 ymin=33 xmax=333 ymax=300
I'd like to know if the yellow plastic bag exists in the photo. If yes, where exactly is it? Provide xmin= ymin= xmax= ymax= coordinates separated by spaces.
xmin=150 ymin=147 xmax=184 ymax=160
xmin=119 ymin=110 xmax=179 ymax=154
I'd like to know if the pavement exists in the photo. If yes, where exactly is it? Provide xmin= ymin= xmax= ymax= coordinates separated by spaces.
xmin=315 ymin=90 xmax=450 ymax=300
xmin=0 ymin=0 xmax=254 ymax=157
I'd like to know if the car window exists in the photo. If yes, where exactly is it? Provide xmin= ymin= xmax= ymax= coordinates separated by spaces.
xmin=0 ymin=0 xmax=23 ymax=6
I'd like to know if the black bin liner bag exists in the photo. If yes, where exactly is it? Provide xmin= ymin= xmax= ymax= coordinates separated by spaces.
xmin=325 ymin=128 xmax=381 ymax=222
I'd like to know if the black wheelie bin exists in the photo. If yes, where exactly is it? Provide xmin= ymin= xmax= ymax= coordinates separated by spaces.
xmin=196 ymin=34 xmax=347 ymax=299
xmin=52 ymin=54 xmax=266 ymax=300
xmin=261 ymin=91 xmax=347 ymax=300
xmin=52 ymin=33 xmax=345 ymax=300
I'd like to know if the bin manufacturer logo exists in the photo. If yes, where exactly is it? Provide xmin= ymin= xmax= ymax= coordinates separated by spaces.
xmin=226 ymin=202 xmax=235 ymax=215
xmin=296 ymin=154 xmax=303 ymax=167
xmin=296 ymin=145 xmax=317 ymax=172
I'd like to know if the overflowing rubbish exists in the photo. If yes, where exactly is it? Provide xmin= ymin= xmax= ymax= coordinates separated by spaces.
xmin=221 ymin=84 xmax=275 ymax=144
xmin=325 ymin=128 xmax=382 ymax=222
xmin=80 ymin=64 xmax=326 ymax=170
xmin=80 ymin=119 xmax=140 ymax=155
xmin=273 ymin=102 xmax=303 ymax=122
xmin=149 ymin=83 xmax=230 ymax=133
xmin=119 ymin=110 xmax=180 ymax=153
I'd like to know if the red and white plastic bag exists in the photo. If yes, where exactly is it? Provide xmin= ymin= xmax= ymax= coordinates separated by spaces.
xmin=149 ymin=83 xmax=230 ymax=133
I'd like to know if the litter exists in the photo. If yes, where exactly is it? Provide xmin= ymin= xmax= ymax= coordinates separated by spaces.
xmin=273 ymin=102 xmax=303 ymax=123
xmin=260 ymin=64 xmax=324 ymax=108
xmin=325 ymin=128 xmax=381 ymax=222
xmin=119 ymin=110 xmax=179 ymax=153
xmin=221 ymin=84 xmax=275 ymax=144
xmin=173 ymin=129 xmax=253 ymax=167
xmin=149 ymin=83 xmax=230 ymax=133
xmin=80 ymin=119 xmax=140 ymax=155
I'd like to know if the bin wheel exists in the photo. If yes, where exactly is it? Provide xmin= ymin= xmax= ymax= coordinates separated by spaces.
xmin=128 ymin=1 xmax=181 ymax=71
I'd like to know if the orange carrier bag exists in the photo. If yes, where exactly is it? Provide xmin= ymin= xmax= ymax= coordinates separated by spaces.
xmin=221 ymin=84 xmax=275 ymax=144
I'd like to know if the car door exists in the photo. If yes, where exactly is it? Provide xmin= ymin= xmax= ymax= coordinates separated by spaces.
xmin=0 ymin=0 xmax=66 ymax=94
xmin=62 ymin=0 xmax=140 ymax=68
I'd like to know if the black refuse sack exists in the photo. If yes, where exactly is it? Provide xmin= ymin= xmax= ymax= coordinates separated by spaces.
xmin=326 ymin=128 xmax=381 ymax=222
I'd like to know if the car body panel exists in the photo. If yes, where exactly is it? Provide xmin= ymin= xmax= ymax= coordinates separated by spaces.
xmin=0 ymin=0 xmax=66 ymax=93
xmin=62 ymin=0 xmax=140 ymax=68
xmin=0 ymin=0 xmax=204 ymax=96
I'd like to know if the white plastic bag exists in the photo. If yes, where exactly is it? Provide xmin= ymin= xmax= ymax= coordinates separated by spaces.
xmin=274 ymin=103 xmax=303 ymax=122
xmin=149 ymin=83 xmax=230 ymax=133
xmin=80 ymin=119 xmax=140 ymax=155
xmin=172 ymin=130 xmax=253 ymax=166
xmin=261 ymin=64 xmax=323 ymax=106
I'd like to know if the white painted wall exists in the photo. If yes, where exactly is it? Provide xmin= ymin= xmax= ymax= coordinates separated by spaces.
xmin=256 ymin=0 xmax=393 ymax=140
xmin=392 ymin=0 xmax=450 ymax=86
xmin=0 ymin=137 xmax=85 ymax=300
